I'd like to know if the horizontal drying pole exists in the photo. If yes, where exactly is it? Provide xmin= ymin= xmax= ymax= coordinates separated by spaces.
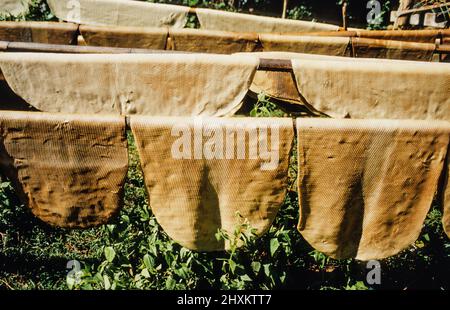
xmin=0 ymin=40 xmax=448 ymax=74
xmin=0 ymin=41 xmax=182 ymax=54
xmin=2 ymin=40 xmax=450 ymax=56
xmin=0 ymin=41 xmax=294 ymax=72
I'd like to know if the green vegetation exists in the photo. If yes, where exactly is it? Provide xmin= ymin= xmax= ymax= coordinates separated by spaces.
xmin=0 ymin=99 xmax=449 ymax=290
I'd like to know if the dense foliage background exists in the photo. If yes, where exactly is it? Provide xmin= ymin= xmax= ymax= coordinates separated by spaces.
xmin=0 ymin=0 xmax=449 ymax=290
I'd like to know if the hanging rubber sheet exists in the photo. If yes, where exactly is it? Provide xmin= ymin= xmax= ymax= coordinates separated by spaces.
xmin=0 ymin=0 xmax=29 ymax=17
xmin=237 ymin=52 xmax=409 ymax=104
xmin=356 ymin=29 xmax=440 ymax=43
xmin=47 ymin=0 xmax=189 ymax=28
xmin=290 ymin=55 xmax=450 ymax=120
xmin=0 ymin=53 xmax=258 ymax=116
xmin=168 ymin=28 xmax=259 ymax=54
xmin=0 ymin=21 xmax=78 ymax=44
xmin=304 ymin=29 xmax=440 ymax=43
xmin=79 ymin=24 xmax=168 ymax=50
xmin=131 ymin=116 xmax=294 ymax=251
xmin=196 ymin=8 xmax=339 ymax=34
xmin=296 ymin=118 xmax=450 ymax=260
xmin=0 ymin=111 xmax=128 ymax=228
xmin=351 ymin=37 xmax=435 ymax=61
xmin=79 ymin=25 xmax=260 ymax=53
xmin=260 ymin=34 xmax=350 ymax=56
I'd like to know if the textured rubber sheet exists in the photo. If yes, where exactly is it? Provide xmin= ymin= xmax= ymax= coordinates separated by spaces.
xmin=356 ymin=29 xmax=441 ymax=43
xmin=0 ymin=0 xmax=29 ymax=16
xmin=196 ymin=8 xmax=339 ymax=34
xmin=303 ymin=29 xmax=441 ymax=43
xmin=297 ymin=118 xmax=450 ymax=260
xmin=75 ymin=23 xmax=445 ymax=57
xmin=79 ymin=25 xmax=260 ymax=53
xmin=0 ymin=53 xmax=258 ymax=117
xmin=258 ymin=34 xmax=434 ymax=61
xmin=260 ymin=34 xmax=350 ymax=56
xmin=168 ymin=28 xmax=259 ymax=54
xmin=0 ymin=111 xmax=128 ymax=228
xmin=235 ymin=51 xmax=450 ymax=120
xmin=0 ymin=110 xmax=448 ymax=249
xmin=47 ymin=0 xmax=189 ymax=28
xmin=131 ymin=116 xmax=294 ymax=251
xmin=0 ymin=21 xmax=78 ymax=44
xmin=290 ymin=55 xmax=450 ymax=120
xmin=239 ymin=51 xmax=396 ymax=104
xmin=352 ymin=37 xmax=435 ymax=61
xmin=80 ymin=24 xmax=168 ymax=50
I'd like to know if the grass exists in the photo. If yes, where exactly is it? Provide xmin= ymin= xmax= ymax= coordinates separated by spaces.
xmin=0 ymin=97 xmax=449 ymax=290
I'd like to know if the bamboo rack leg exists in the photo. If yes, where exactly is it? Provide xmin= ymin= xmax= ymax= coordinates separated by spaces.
xmin=282 ymin=0 xmax=289 ymax=19
xmin=342 ymin=1 xmax=348 ymax=31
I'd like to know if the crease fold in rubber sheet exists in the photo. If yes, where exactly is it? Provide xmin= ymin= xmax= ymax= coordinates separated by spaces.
xmin=260 ymin=34 xmax=350 ymax=56
xmin=296 ymin=118 xmax=450 ymax=260
xmin=47 ymin=0 xmax=189 ymax=28
xmin=196 ymin=8 xmax=339 ymax=33
xmin=0 ymin=21 xmax=79 ymax=45
xmin=290 ymin=55 xmax=450 ymax=120
xmin=0 ymin=111 xmax=128 ymax=228
xmin=0 ymin=0 xmax=30 ymax=17
xmin=80 ymin=24 xmax=168 ymax=50
xmin=131 ymin=116 xmax=294 ymax=251
xmin=0 ymin=53 xmax=258 ymax=117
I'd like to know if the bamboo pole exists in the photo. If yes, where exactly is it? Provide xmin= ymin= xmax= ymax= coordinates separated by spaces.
xmin=1 ymin=39 xmax=448 ymax=56
xmin=258 ymin=58 xmax=292 ymax=71
xmin=0 ymin=41 xmax=294 ymax=79
xmin=342 ymin=1 xmax=348 ymax=31
xmin=0 ymin=40 xmax=448 ymax=79
xmin=0 ymin=41 xmax=184 ymax=54
xmin=282 ymin=0 xmax=289 ymax=19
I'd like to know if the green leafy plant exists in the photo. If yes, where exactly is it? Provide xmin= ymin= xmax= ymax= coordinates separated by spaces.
xmin=250 ymin=93 xmax=286 ymax=118
xmin=287 ymin=5 xmax=313 ymax=21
